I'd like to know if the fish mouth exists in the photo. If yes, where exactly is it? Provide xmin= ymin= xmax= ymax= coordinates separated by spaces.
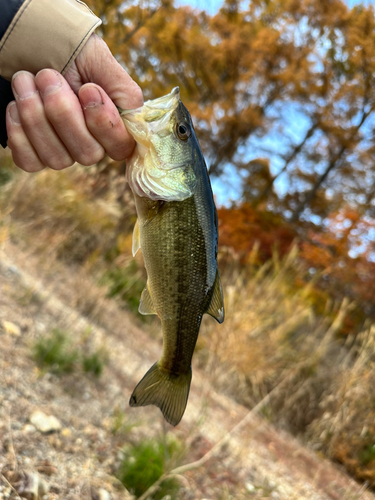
xmin=121 ymin=88 xmax=181 ymax=137
xmin=142 ymin=87 xmax=180 ymax=125
xmin=144 ymin=87 xmax=180 ymax=111
xmin=121 ymin=87 xmax=180 ymax=118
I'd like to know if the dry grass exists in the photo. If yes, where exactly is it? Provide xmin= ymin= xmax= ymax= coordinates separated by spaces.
xmin=0 ymin=165 xmax=118 ymax=263
xmin=306 ymin=326 xmax=375 ymax=484
xmin=200 ymin=247 xmax=375 ymax=484
xmin=199 ymin=247 xmax=339 ymax=418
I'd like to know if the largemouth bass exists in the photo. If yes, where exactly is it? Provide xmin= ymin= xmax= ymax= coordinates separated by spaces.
xmin=121 ymin=88 xmax=224 ymax=426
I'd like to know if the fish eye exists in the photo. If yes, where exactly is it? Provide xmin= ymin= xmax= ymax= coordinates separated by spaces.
xmin=175 ymin=122 xmax=191 ymax=141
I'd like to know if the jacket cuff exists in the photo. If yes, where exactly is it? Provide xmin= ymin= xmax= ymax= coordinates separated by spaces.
xmin=0 ymin=0 xmax=102 ymax=81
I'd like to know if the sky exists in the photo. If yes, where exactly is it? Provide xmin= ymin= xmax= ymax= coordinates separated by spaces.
xmin=175 ymin=0 xmax=375 ymax=15
xmin=175 ymin=0 xmax=375 ymax=16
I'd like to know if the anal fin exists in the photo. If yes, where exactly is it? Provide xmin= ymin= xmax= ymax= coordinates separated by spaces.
xmin=206 ymin=269 xmax=225 ymax=323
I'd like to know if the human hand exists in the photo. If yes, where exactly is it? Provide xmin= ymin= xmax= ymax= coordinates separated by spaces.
xmin=6 ymin=34 xmax=143 ymax=172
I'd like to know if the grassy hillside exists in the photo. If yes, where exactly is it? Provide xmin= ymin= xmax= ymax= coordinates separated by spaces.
xmin=1 ymin=153 xmax=375 ymax=491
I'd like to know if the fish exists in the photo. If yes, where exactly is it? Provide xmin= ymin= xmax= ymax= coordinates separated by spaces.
xmin=121 ymin=87 xmax=224 ymax=426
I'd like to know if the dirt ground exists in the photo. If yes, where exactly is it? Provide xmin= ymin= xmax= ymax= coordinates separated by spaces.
xmin=0 ymin=238 xmax=373 ymax=500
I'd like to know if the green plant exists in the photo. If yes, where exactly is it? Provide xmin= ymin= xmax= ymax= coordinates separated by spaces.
xmin=117 ymin=438 xmax=182 ymax=499
xmin=0 ymin=167 xmax=12 ymax=187
xmin=82 ymin=349 xmax=108 ymax=377
xmin=0 ymin=152 xmax=14 ymax=188
xmin=103 ymin=261 xmax=146 ymax=315
xmin=111 ymin=407 xmax=138 ymax=435
xmin=33 ymin=329 xmax=109 ymax=378
xmin=14 ymin=284 xmax=43 ymax=307
xmin=32 ymin=329 xmax=79 ymax=375
xmin=359 ymin=443 xmax=375 ymax=466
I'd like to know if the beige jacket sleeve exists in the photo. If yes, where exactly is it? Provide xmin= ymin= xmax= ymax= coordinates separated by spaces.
xmin=0 ymin=0 xmax=101 ymax=81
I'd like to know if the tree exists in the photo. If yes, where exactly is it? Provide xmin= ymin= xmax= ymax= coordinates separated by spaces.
xmin=85 ymin=0 xmax=375 ymax=323
xmin=87 ymin=0 xmax=375 ymax=224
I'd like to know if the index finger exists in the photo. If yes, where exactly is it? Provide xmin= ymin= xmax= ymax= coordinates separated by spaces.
xmin=79 ymin=83 xmax=135 ymax=161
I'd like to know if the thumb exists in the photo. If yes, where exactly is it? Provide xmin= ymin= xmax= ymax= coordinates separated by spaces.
xmin=66 ymin=34 xmax=143 ymax=110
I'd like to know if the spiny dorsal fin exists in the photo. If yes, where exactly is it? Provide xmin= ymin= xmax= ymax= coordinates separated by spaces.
xmin=206 ymin=269 xmax=225 ymax=323
xmin=132 ymin=219 xmax=141 ymax=257
xmin=138 ymin=285 xmax=157 ymax=315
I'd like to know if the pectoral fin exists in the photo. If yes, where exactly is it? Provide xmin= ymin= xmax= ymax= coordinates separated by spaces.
xmin=143 ymin=200 xmax=165 ymax=226
xmin=132 ymin=219 xmax=141 ymax=257
xmin=206 ymin=270 xmax=225 ymax=323
xmin=139 ymin=285 xmax=157 ymax=315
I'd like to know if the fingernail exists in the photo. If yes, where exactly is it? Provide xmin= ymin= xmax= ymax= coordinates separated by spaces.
xmin=80 ymin=86 xmax=103 ymax=109
xmin=8 ymin=102 xmax=20 ymax=124
xmin=12 ymin=71 xmax=38 ymax=100
xmin=35 ymin=69 xmax=62 ymax=96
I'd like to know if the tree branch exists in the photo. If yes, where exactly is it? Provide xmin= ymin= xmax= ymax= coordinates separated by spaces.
xmin=256 ymin=121 xmax=319 ymax=204
xmin=290 ymin=107 xmax=373 ymax=222
xmin=123 ymin=7 xmax=159 ymax=44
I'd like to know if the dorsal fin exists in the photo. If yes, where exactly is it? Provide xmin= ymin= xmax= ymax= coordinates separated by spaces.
xmin=206 ymin=270 xmax=224 ymax=323
xmin=139 ymin=285 xmax=157 ymax=315
xmin=132 ymin=219 xmax=141 ymax=257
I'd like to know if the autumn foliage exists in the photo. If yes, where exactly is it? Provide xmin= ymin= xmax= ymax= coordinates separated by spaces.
xmin=218 ymin=204 xmax=297 ymax=263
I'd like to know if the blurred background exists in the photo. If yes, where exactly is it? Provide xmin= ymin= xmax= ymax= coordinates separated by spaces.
xmin=2 ymin=0 xmax=375 ymax=497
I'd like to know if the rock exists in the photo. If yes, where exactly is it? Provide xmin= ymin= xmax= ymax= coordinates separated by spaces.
xmin=61 ymin=428 xmax=72 ymax=437
xmin=37 ymin=460 xmax=57 ymax=477
xmin=0 ymin=485 xmax=12 ymax=498
xmin=7 ymin=264 xmax=20 ymax=276
xmin=1 ymin=320 xmax=21 ymax=336
xmin=35 ymin=321 xmax=47 ymax=334
xmin=29 ymin=410 xmax=62 ymax=433
xmin=23 ymin=424 xmax=36 ymax=434
xmin=5 ymin=470 xmax=49 ymax=500
xmin=245 ymin=482 xmax=255 ymax=492
xmin=98 ymin=489 xmax=111 ymax=500
xmin=91 ymin=487 xmax=112 ymax=500
xmin=48 ymin=435 xmax=62 ymax=449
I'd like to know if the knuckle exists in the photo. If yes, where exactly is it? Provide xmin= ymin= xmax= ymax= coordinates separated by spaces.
xmin=19 ymin=100 xmax=44 ymax=129
xmin=123 ymin=82 xmax=143 ymax=110
xmin=108 ymin=140 xmax=133 ymax=162
xmin=43 ymin=154 xmax=75 ymax=171
xmin=6 ymin=137 xmax=15 ymax=151
xmin=44 ymin=95 xmax=73 ymax=124
xmin=75 ymin=146 xmax=104 ymax=166
xmin=131 ymin=84 xmax=144 ymax=107
xmin=13 ymin=153 xmax=43 ymax=173
xmin=6 ymin=127 xmax=45 ymax=172
xmin=109 ymin=151 xmax=127 ymax=162
xmin=7 ymin=135 xmax=25 ymax=158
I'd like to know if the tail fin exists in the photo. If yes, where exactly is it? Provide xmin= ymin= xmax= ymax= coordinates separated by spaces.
xmin=129 ymin=362 xmax=192 ymax=426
